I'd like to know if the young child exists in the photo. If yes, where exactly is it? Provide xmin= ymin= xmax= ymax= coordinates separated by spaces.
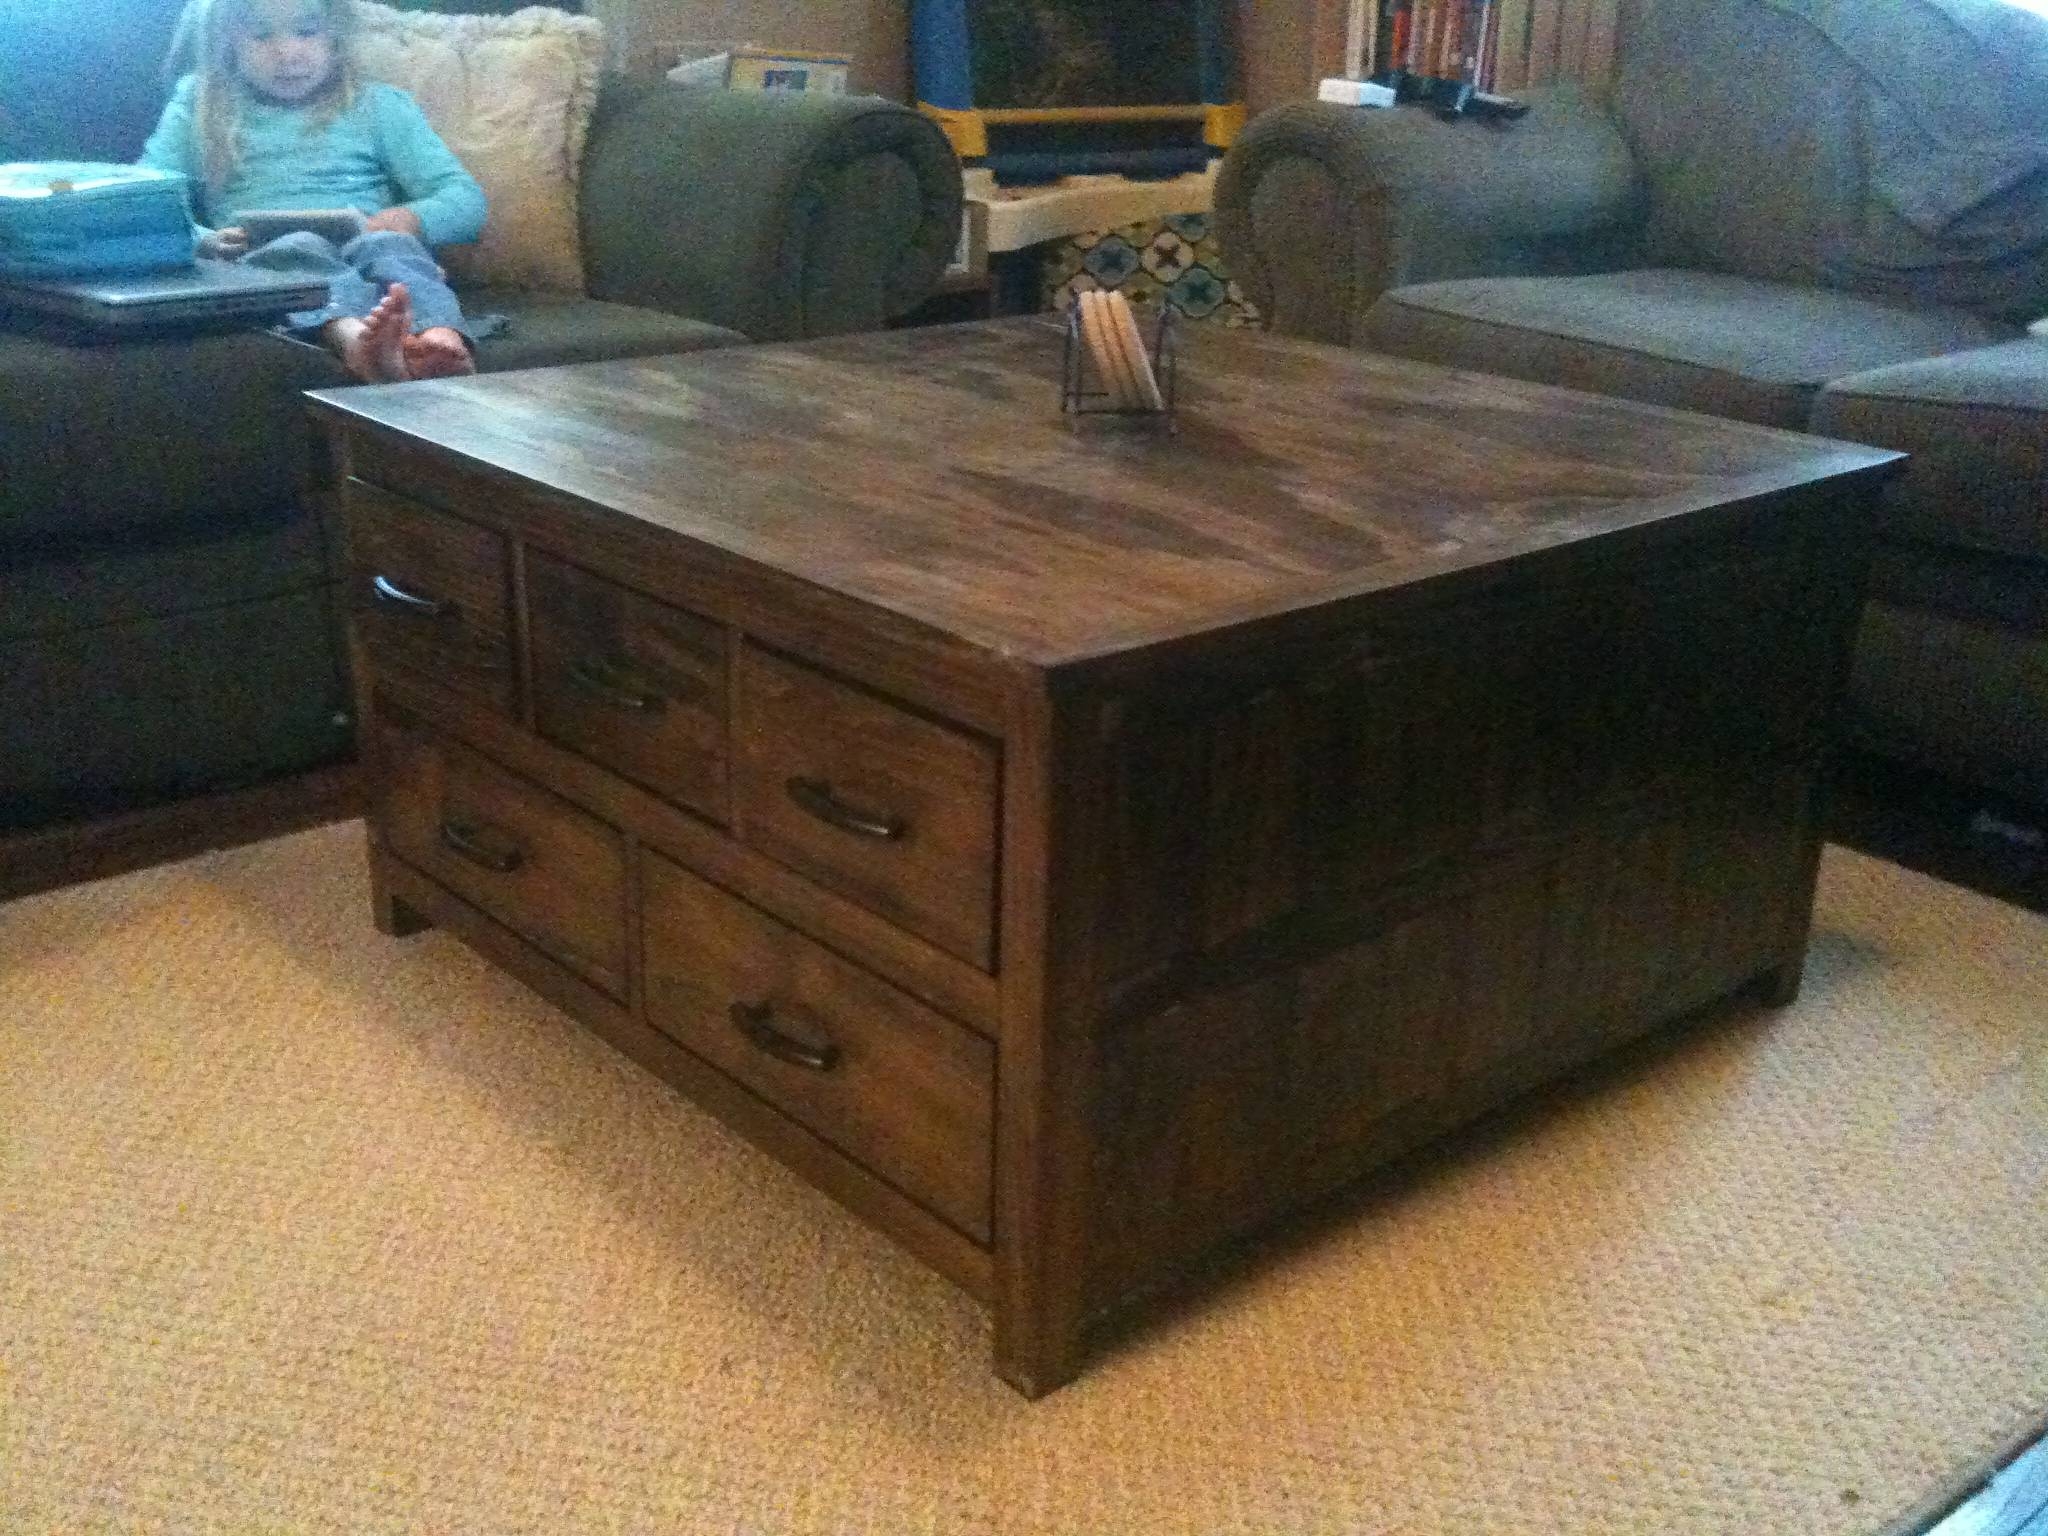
xmin=140 ymin=0 xmax=486 ymax=382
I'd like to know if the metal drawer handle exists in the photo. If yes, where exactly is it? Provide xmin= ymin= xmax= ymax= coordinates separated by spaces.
xmin=438 ymin=816 xmax=523 ymax=874
xmin=567 ymin=656 xmax=665 ymax=714
xmin=372 ymin=574 xmax=452 ymax=620
xmin=784 ymin=776 xmax=906 ymax=841
xmin=728 ymin=1000 xmax=840 ymax=1073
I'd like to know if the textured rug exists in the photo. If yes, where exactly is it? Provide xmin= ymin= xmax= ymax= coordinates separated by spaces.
xmin=2 ymin=824 xmax=2043 ymax=1536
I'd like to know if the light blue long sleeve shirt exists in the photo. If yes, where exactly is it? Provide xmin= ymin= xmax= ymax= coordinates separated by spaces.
xmin=138 ymin=75 xmax=487 ymax=248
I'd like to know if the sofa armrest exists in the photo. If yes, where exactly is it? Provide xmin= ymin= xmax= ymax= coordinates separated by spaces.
xmin=1214 ymin=87 xmax=1646 ymax=346
xmin=579 ymin=82 xmax=963 ymax=343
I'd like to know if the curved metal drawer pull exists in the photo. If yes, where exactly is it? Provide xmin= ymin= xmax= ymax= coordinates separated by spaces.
xmin=438 ymin=816 xmax=523 ymax=874
xmin=567 ymin=656 xmax=665 ymax=714
xmin=729 ymin=1000 xmax=841 ymax=1073
xmin=371 ymin=574 xmax=452 ymax=620
xmin=785 ymin=776 xmax=906 ymax=841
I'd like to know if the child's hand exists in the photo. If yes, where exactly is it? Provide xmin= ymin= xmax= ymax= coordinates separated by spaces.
xmin=363 ymin=208 xmax=424 ymax=238
xmin=198 ymin=226 xmax=249 ymax=259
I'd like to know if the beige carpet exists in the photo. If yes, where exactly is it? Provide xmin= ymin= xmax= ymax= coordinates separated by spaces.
xmin=2 ymin=824 xmax=2044 ymax=1536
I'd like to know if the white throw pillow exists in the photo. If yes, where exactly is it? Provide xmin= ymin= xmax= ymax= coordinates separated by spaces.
xmin=350 ymin=2 xmax=604 ymax=294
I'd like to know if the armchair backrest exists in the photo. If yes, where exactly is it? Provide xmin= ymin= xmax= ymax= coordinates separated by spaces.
xmin=0 ymin=0 xmax=183 ymax=161
xmin=1613 ymin=0 xmax=2048 ymax=322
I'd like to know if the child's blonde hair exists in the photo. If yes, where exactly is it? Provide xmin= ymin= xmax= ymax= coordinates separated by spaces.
xmin=168 ymin=0 xmax=360 ymax=195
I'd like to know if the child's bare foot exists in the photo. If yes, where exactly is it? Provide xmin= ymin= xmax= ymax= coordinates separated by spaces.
xmin=402 ymin=325 xmax=475 ymax=380
xmin=329 ymin=284 xmax=411 ymax=382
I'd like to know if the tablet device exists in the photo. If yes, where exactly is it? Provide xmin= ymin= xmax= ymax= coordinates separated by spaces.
xmin=238 ymin=207 xmax=368 ymax=248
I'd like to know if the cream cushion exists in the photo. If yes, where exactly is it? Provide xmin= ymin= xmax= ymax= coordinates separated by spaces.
xmin=350 ymin=2 xmax=604 ymax=294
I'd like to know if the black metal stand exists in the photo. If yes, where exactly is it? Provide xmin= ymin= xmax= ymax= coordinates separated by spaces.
xmin=1061 ymin=300 xmax=1179 ymax=432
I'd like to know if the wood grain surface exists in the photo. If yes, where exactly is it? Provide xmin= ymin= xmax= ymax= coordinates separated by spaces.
xmin=733 ymin=642 xmax=1001 ymax=971
xmin=311 ymin=322 xmax=1899 ymax=675
xmin=375 ymin=705 xmax=630 ymax=999
xmin=344 ymin=482 xmax=516 ymax=717
xmin=527 ymin=551 xmax=729 ymax=824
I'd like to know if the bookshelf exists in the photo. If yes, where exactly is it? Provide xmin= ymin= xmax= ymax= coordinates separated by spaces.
xmin=1333 ymin=0 xmax=1622 ymax=92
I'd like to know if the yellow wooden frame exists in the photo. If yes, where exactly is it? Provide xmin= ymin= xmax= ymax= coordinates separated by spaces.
xmin=919 ymin=103 xmax=1245 ymax=161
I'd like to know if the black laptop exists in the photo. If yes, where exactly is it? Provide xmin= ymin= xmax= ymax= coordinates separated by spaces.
xmin=0 ymin=258 xmax=330 ymax=338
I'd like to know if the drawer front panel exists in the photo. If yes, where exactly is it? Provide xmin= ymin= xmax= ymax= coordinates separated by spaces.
xmin=345 ymin=480 xmax=515 ymax=715
xmin=528 ymin=553 xmax=729 ymax=822
xmin=642 ymin=852 xmax=994 ymax=1243
xmin=734 ymin=643 xmax=999 ymax=971
xmin=378 ymin=711 xmax=629 ymax=996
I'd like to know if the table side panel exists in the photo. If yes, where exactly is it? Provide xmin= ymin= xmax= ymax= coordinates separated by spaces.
xmin=334 ymin=420 xmax=1028 ymax=1310
xmin=1067 ymin=491 xmax=1875 ymax=1307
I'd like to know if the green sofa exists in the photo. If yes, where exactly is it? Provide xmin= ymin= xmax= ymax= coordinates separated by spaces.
xmin=0 ymin=0 xmax=961 ymax=838
xmin=1215 ymin=0 xmax=2047 ymax=814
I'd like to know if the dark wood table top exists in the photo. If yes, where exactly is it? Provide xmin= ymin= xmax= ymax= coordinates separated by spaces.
xmin=309 ymin=319 xmax=1901 ymax=670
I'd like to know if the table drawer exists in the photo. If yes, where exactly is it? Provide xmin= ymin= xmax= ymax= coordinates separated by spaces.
xmin=377 ymin=709 xmax=629 ymax=997
xmin=528 ymin=552 xmax=728 ymax=823
xmin=345 ymin=480 xmax=515 ymax=716
xmin=642 ymin=852 xmax=994 ymax=1243
xmin=734 ymin=643 xmax=999 ymax=971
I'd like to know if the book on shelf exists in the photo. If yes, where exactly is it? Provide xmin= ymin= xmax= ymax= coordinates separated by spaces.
xmin=1364 ymin=0 xmax=1508 ymax=87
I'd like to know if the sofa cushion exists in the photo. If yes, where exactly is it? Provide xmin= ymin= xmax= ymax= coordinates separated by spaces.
xmin=465 ymin=291 xmax=744 ymax=373
xmin=1850 ymin=597 xmax=2048 ymax=806
xmin=1812 ymin=340 xmax=2048 ymax=562
xmin=0 ymin=507 xmax=332 ymax=643
xmin=0 ymin=585 xmax=351 ymax=830
xmin=1619 ymin=0 xmax=1863 ymax=297
xmin=0 ymin=0 xmax=183 ymax=162
xmin=0 ymin=325 xmax=348 ymax=555
xmin=352 ymin=2 xmax=606 ymax=295
xmin=1868 ymin=538 xmax=2048 ymax=638
xmin=0 ymin=297 xmax=737 ymax=555
xmin=1617 ymin=0 xmax=2048 ymax=324
xmin=1362 ymin=269 xmax=2007 ymax=428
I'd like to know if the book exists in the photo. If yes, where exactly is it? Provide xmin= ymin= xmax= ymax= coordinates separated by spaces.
xmin=1492 ymin=0 xmax=1531 ymax=90
xmin=1460 ymin=0 xmax=1490 ymax=83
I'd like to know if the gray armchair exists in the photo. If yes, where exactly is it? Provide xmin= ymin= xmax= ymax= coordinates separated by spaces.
xmin=1216 ymin=0 xmax=2048 ymax=811
xmin=1214 ymin=85 xmax=1644 ymax=346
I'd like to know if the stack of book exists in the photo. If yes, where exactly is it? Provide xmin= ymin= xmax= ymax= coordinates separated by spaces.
xmin=1372 ymin=0 xmax=1516 ymax=90
xmin=1350 ymin=0 xmax=1621 ymax=94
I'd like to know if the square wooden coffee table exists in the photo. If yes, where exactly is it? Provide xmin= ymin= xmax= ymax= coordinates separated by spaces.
xmin=310 ymin=318 xmax=1899 ymax=1395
